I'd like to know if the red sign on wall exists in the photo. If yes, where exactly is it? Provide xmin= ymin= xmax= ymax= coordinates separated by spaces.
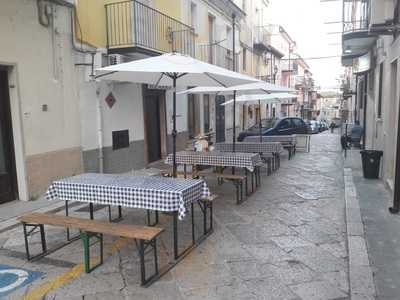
xmin=105 ymin=92 xmax=116 ymax=108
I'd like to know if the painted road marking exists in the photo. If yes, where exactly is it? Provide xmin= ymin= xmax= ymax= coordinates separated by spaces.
xmin=0 ymin=264 xmax=43 ymax=298
xmin=22 ymin=238 xmax=128 ymax=300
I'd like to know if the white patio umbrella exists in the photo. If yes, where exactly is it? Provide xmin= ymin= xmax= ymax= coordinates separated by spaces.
xmin=95 ymin=52 xmax=258 ymax=177
xmin=221 ymin=93 xmax=298 ymax=142
xmin=179 ymin=83 xmax=294 ymax=151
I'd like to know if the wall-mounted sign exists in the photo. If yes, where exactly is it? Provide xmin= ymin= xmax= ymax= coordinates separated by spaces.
xmin=353 ymin=52 xmax=371 ymax=74
xmin=105 ymin=92 xmax=116 ymax=108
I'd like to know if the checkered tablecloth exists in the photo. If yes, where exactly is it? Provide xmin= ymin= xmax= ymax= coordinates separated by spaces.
xmin=165 ymin=151 xmax=262 ymax=172
xmin=46 ymin=173 xmax=210 ymax=220
xmin=214 ymin=142 xmax=283 ymax=154
xmin=244 ymin=135 xmax=297 ymax=146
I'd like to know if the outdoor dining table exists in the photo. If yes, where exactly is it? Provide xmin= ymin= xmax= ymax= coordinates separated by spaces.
xmin=165 ymin=150 xmax=262 ymax=194
xmin=243 ymin=135 xmax=297 ymax=159
xmin=214 ymin=142 xmax=284 ymax=170
xmin=46 ymin=173 xmax=211 ymax=261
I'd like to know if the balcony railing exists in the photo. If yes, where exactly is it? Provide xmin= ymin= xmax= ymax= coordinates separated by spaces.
xmin=106 ymin=0 xmax=195 ymax=56
xmin=342 ymin=0 xmax=370 ymax=33
xmin=197 ymin=44 xmax=239 ymax=71
xmin=253 ymin=26 xmax=272 ymax=51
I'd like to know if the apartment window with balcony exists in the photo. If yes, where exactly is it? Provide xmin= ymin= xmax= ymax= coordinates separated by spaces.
xmin=377 ymin=63 xmax=384 ymax=118
xmin=190 ymin=2 xmax=198 ymax=33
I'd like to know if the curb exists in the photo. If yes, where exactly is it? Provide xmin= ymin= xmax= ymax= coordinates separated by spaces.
xmin=344 ymin=168 xmax=376 ymax=300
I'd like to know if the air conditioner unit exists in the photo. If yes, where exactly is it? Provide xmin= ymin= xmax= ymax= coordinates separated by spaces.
xmin=108 ymin=54 xmax=124 ymax=65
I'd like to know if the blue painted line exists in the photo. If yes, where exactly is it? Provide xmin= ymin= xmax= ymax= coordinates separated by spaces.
xmin=0 ymin=264 xmax=44 ymax=298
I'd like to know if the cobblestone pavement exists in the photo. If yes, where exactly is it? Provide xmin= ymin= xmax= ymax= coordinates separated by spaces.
xmin=0 ymin=132 xmax=349 ymax=300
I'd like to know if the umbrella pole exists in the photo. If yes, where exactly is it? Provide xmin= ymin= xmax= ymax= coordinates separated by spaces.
xmin=233 ymin=90 xmax=236 ymax=152
xmin=259 ymin=99 xmax=262 ymax=143
xmin=172 ymin=76 xmax=177 ymax=178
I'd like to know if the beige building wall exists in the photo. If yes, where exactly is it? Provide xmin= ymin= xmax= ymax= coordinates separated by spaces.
xmin=0 ymin=0 xmax=83 ymax=200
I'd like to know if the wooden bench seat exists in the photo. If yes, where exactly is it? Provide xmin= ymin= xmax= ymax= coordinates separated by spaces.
xmin=197 ymin=171 xmax=246 ymax=204
xmin=18 ymin=212 xmax=164 ymax=286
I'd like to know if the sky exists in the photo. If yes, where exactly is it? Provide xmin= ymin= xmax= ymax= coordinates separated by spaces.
xmin=268 ymin=0 xmax=344 ymax=90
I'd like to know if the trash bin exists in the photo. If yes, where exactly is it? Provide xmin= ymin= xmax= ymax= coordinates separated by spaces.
xmin=360 ymin=150 xmax=383 ymax=179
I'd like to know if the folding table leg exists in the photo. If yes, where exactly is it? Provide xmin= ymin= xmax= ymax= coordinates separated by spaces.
xmin=173 ymin=212 xmax=178 ymax=260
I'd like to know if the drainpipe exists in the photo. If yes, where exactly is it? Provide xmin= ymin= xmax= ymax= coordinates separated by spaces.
xmin=96 ymin=84 xmax=104 ymax=173
xmin=362 ymin=73 xmax=367 ymax=149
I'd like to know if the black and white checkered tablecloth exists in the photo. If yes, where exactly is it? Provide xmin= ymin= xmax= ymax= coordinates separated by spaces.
xmin=243 ymin=135 xmax=297 ymax=146
xmin=46 ymin=173 xmax=210 ymax=220
xmin=165 ymin=151 xmax=262 ymax=172
xmin=214 ymin=142 xmax=283 ymax=154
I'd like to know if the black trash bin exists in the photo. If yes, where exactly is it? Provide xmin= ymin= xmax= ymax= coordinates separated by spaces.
xmin=360 ymin=150 xmax=383 ymax=179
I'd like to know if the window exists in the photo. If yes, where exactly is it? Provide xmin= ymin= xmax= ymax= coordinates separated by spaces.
xmin=278 ymin=119 xmax=291 ymax=129
xmin=190 ymin=2 xmax=198 ymax=33
xmin=204 ymin=95 xmax=210 ymax=133
xmin=377 ymin=63 xmax=383 ymax=118
xmin=226 ymin=26 xmax=232 ymax=49
xmin=242 ymin=47 xmax=247 ymax=71
xmin=292 ymin=118 xmax=303 ymax=128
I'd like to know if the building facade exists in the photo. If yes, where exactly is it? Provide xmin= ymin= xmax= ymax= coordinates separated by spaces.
xmin=341 ymin=0 xmax=400 ymax=192
xmin=0 ymin=0 xmax=312 ymax=203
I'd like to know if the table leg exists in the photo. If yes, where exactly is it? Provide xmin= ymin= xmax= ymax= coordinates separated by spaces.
xmin=245 ymin=169 xmax=249 ymax=195
xmin=89 ymin=203 xmax=94 ymax=220
xmin=173 ymin=212 xmax=178 ymax=260
xmin=191 ymin=203 xmax=195 ymax=244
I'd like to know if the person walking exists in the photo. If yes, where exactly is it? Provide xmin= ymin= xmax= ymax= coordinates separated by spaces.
xmin=330 ymin=121 xmax=336 ymax=133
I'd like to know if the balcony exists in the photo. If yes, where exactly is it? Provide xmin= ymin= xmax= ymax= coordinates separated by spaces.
xmin=342 ymin=0 xmax=376 ymax=64
xmin=197 ymin=44 xmax=239 ymax=71
xmin=253 ymin=26 xmax=271 ymax=52
xmin=106 ymin=0 xmax=195 ymax=56
xmin=295 ymin=76 xmax=314 ymax=89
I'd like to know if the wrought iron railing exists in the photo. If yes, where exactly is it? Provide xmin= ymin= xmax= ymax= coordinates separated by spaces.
xmin=197 ymin=44 xmax=239 ymax=71
xmin=342 ymin=0 xmax=370 ymax=33
xmin=106 ymin=0 xmax=195 ymax=56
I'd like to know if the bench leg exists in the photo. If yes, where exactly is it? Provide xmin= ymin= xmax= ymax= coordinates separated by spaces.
xmin=137 ymin=238 xmax=159 ymax=286
xmin=22 ymin=223 xmax=47 ymax=261
xmin=81 ymin=231 xmax=103 ymax=273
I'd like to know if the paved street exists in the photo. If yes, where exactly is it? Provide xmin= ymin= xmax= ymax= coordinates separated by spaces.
xmin=0 ymin=133 xmax=350 ymax=300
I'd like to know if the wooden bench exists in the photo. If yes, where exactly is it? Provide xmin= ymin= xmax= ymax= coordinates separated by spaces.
xmin=18 ymin=213 xmax=164 ymax=286
xmin=197 ymin=171 xmax=246 ymax=204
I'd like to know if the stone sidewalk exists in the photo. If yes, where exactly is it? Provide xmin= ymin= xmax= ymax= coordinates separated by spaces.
xmin=345 ymin=149 xmax=400 ymax=300
xmin=0 ymin=133 xmax=350 ymax=300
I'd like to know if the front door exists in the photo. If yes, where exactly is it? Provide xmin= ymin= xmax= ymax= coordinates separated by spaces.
xmin=215 ymin=95 xmax=225 ymax=142
xmin=144 ymin=94 xmax=162 ymax=163
xmin=0 ymin=69 xmax=17 ymax=203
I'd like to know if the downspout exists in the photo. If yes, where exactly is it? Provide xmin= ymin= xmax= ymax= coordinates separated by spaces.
xmin=96 ymin=84 xmax=104 ymax=173
xmin=362 ymin=74 xmax=367 ymax=149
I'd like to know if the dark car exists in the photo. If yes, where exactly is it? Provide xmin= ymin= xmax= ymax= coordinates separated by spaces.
xmin=238 ymin=117 xmax=309 ymax=141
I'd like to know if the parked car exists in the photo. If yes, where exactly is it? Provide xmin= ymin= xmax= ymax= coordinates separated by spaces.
xmin=309 ymin=120 xmax=319 ymax=134
xmin=238 ymin=117 xmax=309 ymax=141
xmin=320 ymin=121 xmax=328 ymax=132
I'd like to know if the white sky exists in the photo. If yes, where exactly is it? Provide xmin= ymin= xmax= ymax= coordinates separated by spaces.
xmin=268 ymin=0 xmax=344 ymax=90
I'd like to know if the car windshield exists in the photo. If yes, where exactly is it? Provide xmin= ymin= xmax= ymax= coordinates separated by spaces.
xmin=250 ymin=119 xmax=278 ymax=131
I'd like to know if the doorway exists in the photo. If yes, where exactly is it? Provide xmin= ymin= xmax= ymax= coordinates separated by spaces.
xmin=0 ymin=69 xmax=17 ymax=203
xmin=215 ymin=95 xmax=225 ymax=142
xmin=143 ymin=87 xmax=166 ymax=163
